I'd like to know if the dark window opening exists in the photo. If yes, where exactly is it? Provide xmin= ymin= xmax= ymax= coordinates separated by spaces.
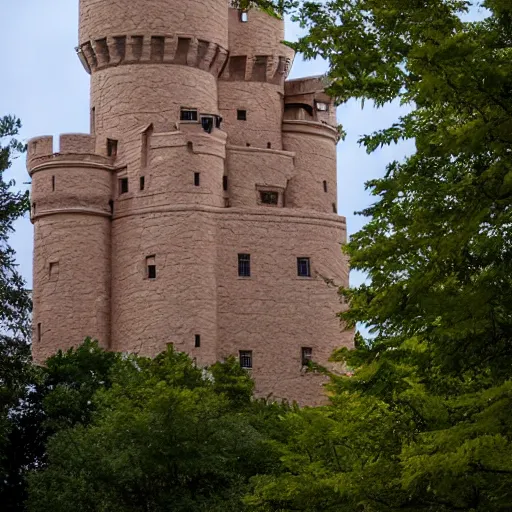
xmin=323 ymin=180 xmax=328 ymax=193
xmin=267 ymin=142 xmax=272 ymax=149
xmin=37 ymin=323 xmax=42 ymax=342
xmin=297 ymin=257 xmax=311 ymax=277
xmin=91 ymin=107 xmax=96 ymax=134
xmin=52 ymin=175 xmax=56 ymax=192
xmin=180 ymin=108 xmax=198 ymax=121
xmin=194 ymin=172 xmax=200 ymax=187
xmin=32 ymin=203 xmax=36 ymax=215
xmin=240 ymin=11 xmax=249 ymax=22
xmin=49 ymin=261 xmax=59 ymax=281
xmin=109 ymin=200 xmax=114 ymax=214
xmin=215 ymin=116 xmax=223 ymax=129
xmin=237 ymin=109 xmax=247 ymax=121
xmin=201 ymin=116 xmax=214 ymax=133
xmin=223 ymin=175 xmax=228 ymax=191
xmin=119 ymin=178 xmax=129 ymax=195
xmin=246 ymin=143 xmax=251 ymax=147
xmin=302 ymin=347 xmax=313 ymax=366
xmin=332 ymin=203 xmax=337 ymax=213
xmin=195 ymin=335 xmax=201 ymax=348
xmin=260 ymin=191 xmax=279 ymax=205
xmin=239 ymin=350 xmax=252 ymax=369
xmin=140 ymin=176 xmax=145 ymax=191
xmin=107 ymin=138 xmax=118 ymax=157
xmin=238 ymin=253 xmax=251 ymax=277
xmin=146 ymin=256 xmax=156 ymax=279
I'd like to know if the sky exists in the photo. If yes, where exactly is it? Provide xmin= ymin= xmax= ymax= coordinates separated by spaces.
xmin=1 ymin=1 xmax=485 ymax=291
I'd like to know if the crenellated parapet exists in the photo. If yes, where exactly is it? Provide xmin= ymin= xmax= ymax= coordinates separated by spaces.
xmin=77 ymin=35 xmax=229 ymax=77
xmin=220 ymin=53 xmax=292 ymax=84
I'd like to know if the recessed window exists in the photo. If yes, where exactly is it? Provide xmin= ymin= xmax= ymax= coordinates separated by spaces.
xmin=109 ymin=200 xmax=114 ymax=214
xmin=240 ymin=11 xmax=249 ymax=22
xmin=49 ymin=261 xmax=59 ymax=281
xmin=215 ymin=116 xmax=223 ymax=129
xmin=37 ymin=323 xmax=42 ymax=342
xmin=302 ymin=347 xmax=313 ymax=366
xmin=91 ymin=107 xmax=96 ymax=134
xmin=180 ymin=108 xmax=198 ymax=121
xmin=32 ymin=203 xmax=36 ymax=215
xmin=239 ymin=350 xmax=252 ymax=369
xmin=332 ymin=203 xmax=337 ymax=213
xmin=195 ymin=335 xmax=201 ymax=348
xmin=201 ymin=116 xmax=214 ymax=133
xmin=107 ymin=138 xmax=118 ymax=157
xmin=140 ymin=176 xmax=145 ymax=191
xmin=315 ymin=101 xmax=329 ymax=112
xmin=238 ymin=253 xmax=251 ymax=277
xmin=297 ymin=257 xmax=311 ymax=277
xmin=323 ymin=180 xmax=328 ymax=193
xmin=146 ymin=256 xmax=156 ymax=279
xmin=119 ymin=178 xmax=129 ymax=195
xmin=52 ymin=175 xmax=56 ymax=192
xmin=260 ymin=191 xmax=279 ymax=205
xmin=237 ymin=109 xmax=247 ymax=121
xmin=246 ymin=143 xmax=251 ymax=147
xmin=194 ymin=172 xmax=200 ymax=187
xmin=223 ymin=176 xmax=228 ymax=191
xmin=267 ymin=142 xmax=272 ymax=149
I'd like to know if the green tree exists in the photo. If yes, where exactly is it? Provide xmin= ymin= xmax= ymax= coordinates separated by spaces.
xmin=28 ymin=346 xmax=284 ymax=512
xmin=247 ymin=0 xmax=512 ymax=510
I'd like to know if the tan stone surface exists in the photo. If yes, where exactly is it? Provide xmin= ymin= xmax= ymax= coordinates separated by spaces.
xmin=28 ymin=1 xmax=353 ymax=405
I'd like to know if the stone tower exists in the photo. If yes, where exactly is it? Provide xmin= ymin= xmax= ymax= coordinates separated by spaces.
xmin=27 ymin=0 xmax=352 ymax=405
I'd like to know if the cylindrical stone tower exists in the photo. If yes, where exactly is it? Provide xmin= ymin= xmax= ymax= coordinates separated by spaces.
xmin=29 ymin=1 xmax=353 ymax=405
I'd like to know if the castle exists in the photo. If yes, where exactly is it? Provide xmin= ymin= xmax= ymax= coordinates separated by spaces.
xmin=27 ymin=0 xmax=352 ymax=405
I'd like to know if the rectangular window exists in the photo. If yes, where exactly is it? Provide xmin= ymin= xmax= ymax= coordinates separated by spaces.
xmin=146 ymin=256 xmax=156 ymax=279
xmin=140 ymin=176 xmax=145 ymax=191
xmin=49 ymin=261 xmax=59 ymax=281
xmin=238 ymin=253 xmax=251 ymax=277
xmin=201 ymin=116 xmax=214 ymax=133
xmin=223 ymin=175 xmax=228 ymax=191
xmin=119 ymin=178 xmax=129 ymax=195
xmin=237 ymin=109 xmax=247 ymax=121
xmin=195 ymin=335 xmax=201 ymax=348
xmin=37 ymin=323 xmax=42 ymax=342
xmin=239 ymin=350 xmax=252 ymax=369
xmin=107 ymin=138 xmax=118 ymax=157
xmin=260 ymin=191 xmax=279 ymax=205
xmin=302 ymin=347 xmax=313 ymax=366
xmin=52 ymin=175 xmax=56 ymax=192
xmin=323 ymin=180 xmax=328 ymax=193
xmin=297 ymin=257 xmax=311 ymax=277
xmin=333 ymin=203 xmax=337 ymax=214
xmin=180 ymin=108 xmax=198 ymax=121
xmin=194 ymin=172 xmax=200 ymax=187
xmin=91 ymin=107 xmax=96 ymax=134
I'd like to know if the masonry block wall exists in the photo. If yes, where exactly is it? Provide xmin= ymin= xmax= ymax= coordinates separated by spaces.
xmin=28 ymin=0 xmax=353 ymax=406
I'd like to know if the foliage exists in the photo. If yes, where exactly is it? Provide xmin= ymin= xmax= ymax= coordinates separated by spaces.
xmin=244 ymin=0 xmax=512 ymax=510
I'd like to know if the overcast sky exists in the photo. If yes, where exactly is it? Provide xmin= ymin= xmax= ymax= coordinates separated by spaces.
xmin=2 ymin=1 xmax=484 ymax=290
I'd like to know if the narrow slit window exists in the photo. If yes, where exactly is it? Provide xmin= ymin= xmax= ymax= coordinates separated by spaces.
xmin=140 ymin=176 xmax=145 ymax=191
xmin=239 ymin=350 xmax=252 ymax=369
xmin=237 ymin=109 xmax=247 ymax=121
xmin=238 ymin=253 xmax=251 ymax=277
xmin=32 ymin=203 xmax=36 ymax=215
xmin=107 ymin=138 xmax=118 ymax=157
xmin=260 ymin=191 xmax=279 ymax=205
xmin=297 ymin=257 xmax=311 ymax=277
xmin=52 ymin=175 xmax=56 ymax=192
xmin=194 ymin=172 xmax=200 ymax=187
xmin=109 ymin=200 xmax=114 ymax=214
xmin=91 ymin=107 xmax=96 ymax=134
xmin=223 ymin=176 xmax=228 ymax=191
xmin=37 ymin=323 xmax=42 ymax=342
xmin=180 ymin=108 xmax=198 ymax=121
xmin=119 ymin=178 xmax=129 ymax=195
xmin=332 ymin=203 xmax=337 ymax=213
xmin=195 ymin=335 xmax=201 ymax=348
xmin=323 ymin=180 xmax=328 ymax=193
xmin=49 ymin=261 xmax=59 ymax=281
xmin=146 ymin=256 xmax=156 ymax=279
xmin=301 ymin=347 xmax=313 ymax=366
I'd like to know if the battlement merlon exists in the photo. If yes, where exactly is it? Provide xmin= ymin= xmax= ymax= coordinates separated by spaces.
xmin=27 ymin=134 xmax=114 ymax=175
xmin=284 ymin=76 xmax=338 ymax=128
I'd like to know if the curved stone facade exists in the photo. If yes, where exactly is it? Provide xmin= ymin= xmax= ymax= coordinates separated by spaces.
xmin=28 ymin=2 xmax=352 ymax=405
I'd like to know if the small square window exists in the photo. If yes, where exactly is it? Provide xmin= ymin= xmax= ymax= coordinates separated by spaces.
xmin=237 ymin=109 xmax=247 ymax=121
xmin=260 ymin=191 xmax=279 ymax=205
xmin=302 ymin=347 xmax=313 ymax=366
xmin=194 ymin=172 xmax=200 ymax=187
xmin=240 ymin=11 xmax=249 ymax=22
xmin=107 ymin=138 xmax=118 ymax=157
xmin=140 ymin=176 xmax=145 ymax=191
xmin=239 ymin=350 xmax=252 ymax=369
xmin=238 ymin=253 xmax=251 ymax=277
xmin=297 ymin=257 xmax=311 ymax=277
xmin=180 ymin=108 xmax=198 ymax=121
xmin=119 ymin=178 xmax=129 ymax=195
xmin=146 ymin=256 xmax=156 ymax=279
xmin=195 ymin=335 xmax=201 ymax=348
